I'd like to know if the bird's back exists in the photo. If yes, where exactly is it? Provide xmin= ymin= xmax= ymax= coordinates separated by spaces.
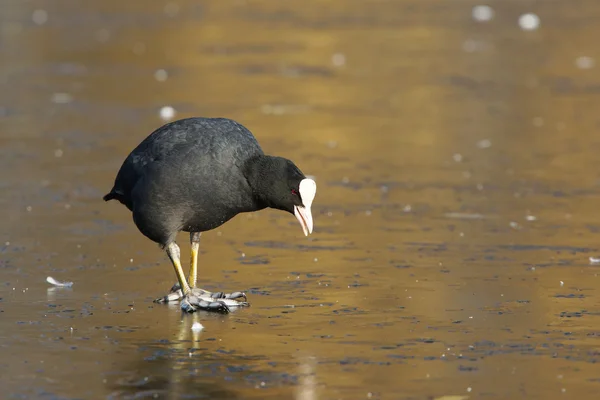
xmin=105 ymin=117 xmax=264 ymax=210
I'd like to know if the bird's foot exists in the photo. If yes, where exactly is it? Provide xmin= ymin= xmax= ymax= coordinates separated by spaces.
xmin=181 ymin=288 xmax=249 ymax=314
xmin=153 ymin=282 xmax=185 ymax=304
xmin=153 ymin=283 xmax=249 ymax=314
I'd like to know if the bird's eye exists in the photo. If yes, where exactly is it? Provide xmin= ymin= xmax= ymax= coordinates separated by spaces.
xmin=291 ymin=188 xmax=299 ymax=196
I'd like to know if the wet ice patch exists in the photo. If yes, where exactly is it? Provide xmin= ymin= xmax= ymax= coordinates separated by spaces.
xmin=46 ymin=276 xmax=73 ymax=288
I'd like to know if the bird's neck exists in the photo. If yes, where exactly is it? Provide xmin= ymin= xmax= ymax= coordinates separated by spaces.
xmin=243 ymin=155 xmax=278 ymax=208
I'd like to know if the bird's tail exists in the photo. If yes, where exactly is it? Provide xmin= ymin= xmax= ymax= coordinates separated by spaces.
xmin=103 ymin=191 xmax=118 ymax=202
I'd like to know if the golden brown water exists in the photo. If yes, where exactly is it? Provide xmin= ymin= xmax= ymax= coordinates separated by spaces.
xmin=2 ymin=1 xmax=600 ymax=399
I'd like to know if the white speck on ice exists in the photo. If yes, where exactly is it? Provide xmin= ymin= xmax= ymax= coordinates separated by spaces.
xmin=560 ymin=281 xmax=564 ymax=286
xmin=453 ymin=153 xmax=463 ymax=162
xmin=477 ymin=139 xmax=492 ymax=149
xmin=519 ymin=13 xmax=540 ymax=31
xmin=32 ymin=9 xmax=48 ymax=25
xmin=462 ymin=38 xmax=484 ymax=53
xmin=95 ymin=28 xmax=111 ymax=43
xmin=525 ymin=215 xmax=537 ymax=221
xmin=51 ymin=93 xmax=72 ymax=104
xmin=154 ymin=69 xmax=168 ymax=82
xmin=164 ymin=2 xmax=180 ymax=17
xmin=191 ymin=322 xmax=204 ymax=332
xmin=589 ymin=257 xmax=600 ymax=264
xmin=472 ymin=5 xmax=494 ymax=22
xmin=159 ymin=106 xmax=176 ymax=121
xmin=261 ymin=104 xmax=311 ymax=115
xmin=575 ymin=56 xmax=595 ymax=69
xmin=332 ymin=53 xmax=346 ymax=67
xmin=445 ymin=212 xmax=485 ymax=220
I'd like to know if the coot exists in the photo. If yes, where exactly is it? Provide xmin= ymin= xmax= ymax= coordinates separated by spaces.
xmin=104 ymin=117 xmax=316 ymax=313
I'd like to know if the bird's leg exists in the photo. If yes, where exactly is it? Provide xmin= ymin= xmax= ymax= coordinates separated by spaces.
xmin=188 ymin=231 xmax=248 ymax=302
xmin=167 ymin=242 xmax=191 ymax=295
xmin=153 ymin=242 xmax=189 ymax=303
xmin=188 ymin=232 xmax=201 ymax=288
xmin=180 ymin=232 xmax=249 ymax=313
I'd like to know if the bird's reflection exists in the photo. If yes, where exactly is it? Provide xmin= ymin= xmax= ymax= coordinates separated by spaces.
xmin=104 ymin=311 xmax=268 ymax=400
xmin=46 ymin=286 xmax=72 ymax=303
xmin=295 ymin=355 xmax=317 ymax=400
xmin=106 ymin=312 xmax=241 ymax=399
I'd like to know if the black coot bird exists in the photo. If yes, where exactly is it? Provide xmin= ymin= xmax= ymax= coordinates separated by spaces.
xmin=104 ymin=117 xmax=316 ymax=313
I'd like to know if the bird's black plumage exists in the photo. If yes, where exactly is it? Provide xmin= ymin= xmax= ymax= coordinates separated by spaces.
xmin=104 ymin=117 xmax=305 ymax=245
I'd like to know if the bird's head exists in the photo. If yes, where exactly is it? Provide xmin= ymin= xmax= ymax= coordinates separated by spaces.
xmin=247 ymin=156 xmax=317 ymax=236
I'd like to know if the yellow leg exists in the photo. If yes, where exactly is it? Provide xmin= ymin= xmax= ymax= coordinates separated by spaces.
xmin=166 ymin=242 xmax=190 ymax=295
xmin=189 ymin=232 xmax=201 ymax=287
